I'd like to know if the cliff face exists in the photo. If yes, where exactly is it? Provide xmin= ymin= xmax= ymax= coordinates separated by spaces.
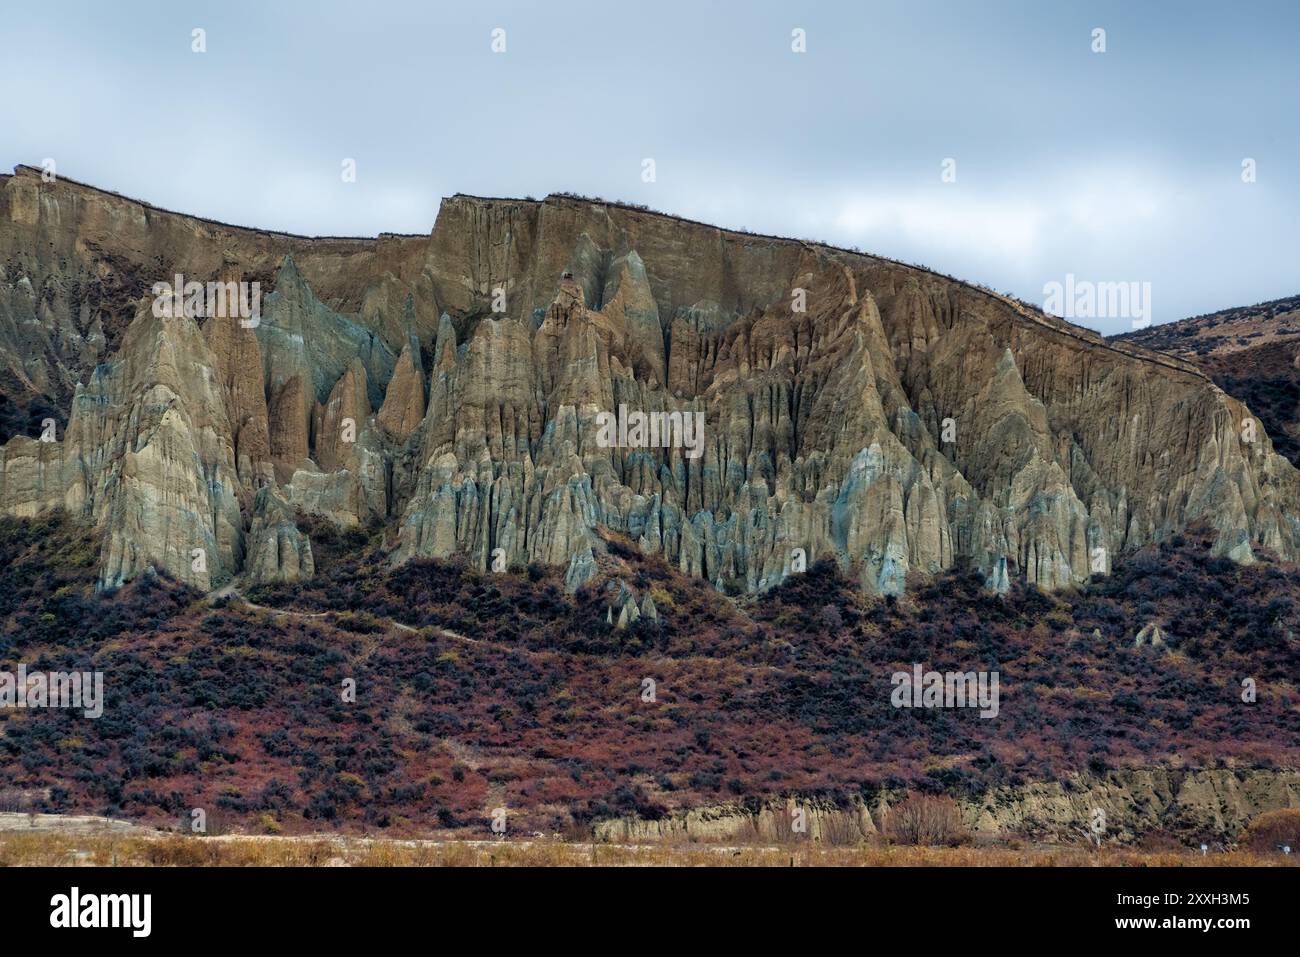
xmin=2 ymin=165 xmax=1298 ymax=593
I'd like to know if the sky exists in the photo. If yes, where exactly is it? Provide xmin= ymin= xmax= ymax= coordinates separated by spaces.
xmin=2 ymin=0 xmax=1297 ymax=334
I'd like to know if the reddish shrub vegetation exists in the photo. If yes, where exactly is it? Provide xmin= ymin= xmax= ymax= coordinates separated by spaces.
xmin=1 ymin=516 xmax=1296 ymax=839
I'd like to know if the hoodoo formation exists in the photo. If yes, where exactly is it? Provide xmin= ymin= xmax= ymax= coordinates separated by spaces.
xmin=2 ymin=165 xmax=1297 ymax=595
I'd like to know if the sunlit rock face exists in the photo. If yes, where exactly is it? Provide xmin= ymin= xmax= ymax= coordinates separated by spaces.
xmin=2 ymin=165 xmax=1297 ymax=593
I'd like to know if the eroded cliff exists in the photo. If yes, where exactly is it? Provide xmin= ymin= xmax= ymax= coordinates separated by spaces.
xmin=2 ymin=165 xmax=1297 ymax=594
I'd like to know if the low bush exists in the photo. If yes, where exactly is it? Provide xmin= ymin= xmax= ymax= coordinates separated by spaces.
xmin=1242 ymin=808 xmax=1300 ymax=853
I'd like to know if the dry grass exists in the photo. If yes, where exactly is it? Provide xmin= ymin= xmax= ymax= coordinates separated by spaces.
xmin=0 ymin=831 xmax=1294 ymax=867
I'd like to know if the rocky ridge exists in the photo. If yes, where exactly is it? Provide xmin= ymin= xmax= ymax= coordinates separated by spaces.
xmin=2 ymin=165 xmax=1298 ymax=595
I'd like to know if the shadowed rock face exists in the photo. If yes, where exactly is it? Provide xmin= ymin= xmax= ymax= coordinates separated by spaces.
xmin=2 ymin=165 xmax=1298 ymax=594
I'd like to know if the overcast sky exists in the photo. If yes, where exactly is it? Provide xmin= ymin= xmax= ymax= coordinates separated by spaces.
xmin=2 ymin=0 xmax=1297 ymax=333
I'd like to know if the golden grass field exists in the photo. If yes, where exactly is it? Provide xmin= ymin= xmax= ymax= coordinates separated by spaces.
xmin=1 ymin=830 xmax=1295 ymax=867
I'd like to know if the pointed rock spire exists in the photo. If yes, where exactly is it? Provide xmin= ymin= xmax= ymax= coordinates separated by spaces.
xmin=378 ymin=336 xmax=427 ymax=441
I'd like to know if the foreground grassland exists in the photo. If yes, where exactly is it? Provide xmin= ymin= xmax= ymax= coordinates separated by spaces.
xmin=0 ymin=831 xmax=1294 ymax=867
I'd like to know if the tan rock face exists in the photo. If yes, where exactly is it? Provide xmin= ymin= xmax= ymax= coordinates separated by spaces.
xmin=0 ymin=298 xmax=245 ymax=590
xmin=398 ymin=198 xmax=1300 ymax=595
xmin=0 ymin=166 xmax=427 ymax=418
xmin=202 ymin=276 xmax=273 ymax=494
xmin=268 ymin=375 xmax=311 ymax=484
xmin=245 ymin=487 xmax=315 ymax=583
xmin=313 ymin=358 xmax=370 ymax=473
xmin=2 ymin=168 xmax=1299 ymax=596
xmin=377 ymin=339 xmax=426 ymax=440
xmin=593 ymin=769 xmax=1300 ymax=844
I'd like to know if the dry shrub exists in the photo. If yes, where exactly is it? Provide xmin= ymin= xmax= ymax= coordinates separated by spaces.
xmin=0 ymin=789 xmax=37 ymax=812
xmin=0 ymin=832 xmax=1294 ymax=866
xmin=884 ymin=794 xmax=970 ymax=847
xmin=732 ymin=815 xmax=769 ymax=845
xmin=142 ymin=836 xmax=221 ymax=866
xmin=1242 ymin=808 xmax=1300 ymax=853
xmin=821 ymin=809 xmax=868 ymax=847
xmin=1136 ymin=828 xmax=1186 ymax=852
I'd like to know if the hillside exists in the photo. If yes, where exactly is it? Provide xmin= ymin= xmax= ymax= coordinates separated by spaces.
xmin=2 ymin=512 xmax=1296 ymax=843
xmin=3 ymin=169 xmax=1299 ymax=847
xmin=1116 ymin=295 xmax=1300 ymax=361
